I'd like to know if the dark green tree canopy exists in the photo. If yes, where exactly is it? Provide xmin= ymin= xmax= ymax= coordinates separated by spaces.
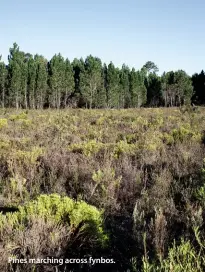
xmin=0 ymin=42 xmax=202 ymax=109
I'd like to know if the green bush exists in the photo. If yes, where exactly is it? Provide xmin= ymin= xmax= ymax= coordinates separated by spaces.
xmin=0 ymin=194 xmax=108 ymax=246
xmin=142 ymin=229 xmax=205 ymax=271
xmin=0 ymin=118 xmax=8 ymax=129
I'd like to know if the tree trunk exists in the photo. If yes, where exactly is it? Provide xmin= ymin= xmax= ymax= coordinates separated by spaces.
xmin=64 ymin=89 xmax=68 ymax=107
xmin=2 ymin=87 xmax=5 ymax=108
xmin=24 ymin=86 xmax=27 ymax=109
xmin=16 ymin=91 xmax=19 ymax=109
xmin=90 ymin=89 xmax=93 ymax=109
xmin=58 ymin=89 xmax=61 ymax=109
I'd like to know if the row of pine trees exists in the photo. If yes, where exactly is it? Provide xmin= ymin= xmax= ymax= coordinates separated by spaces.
xmin=0 ymin=43 xmax=204 ymax=109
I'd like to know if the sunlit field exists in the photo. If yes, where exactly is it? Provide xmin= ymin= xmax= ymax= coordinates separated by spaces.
xmin=1 ymin=107 xmax=205 ymax=271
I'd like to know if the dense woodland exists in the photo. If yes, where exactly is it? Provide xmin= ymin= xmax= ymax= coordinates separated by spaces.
xmin=0 ymin=43 xmax=205 ymax=109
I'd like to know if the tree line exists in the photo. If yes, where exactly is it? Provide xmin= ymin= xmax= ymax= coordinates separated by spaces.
xmin=0 ymin=43 xmax=204 ymax=109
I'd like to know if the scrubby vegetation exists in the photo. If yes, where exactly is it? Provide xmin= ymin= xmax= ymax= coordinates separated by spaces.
xmin=1 ymin=107 xmax=205 ymax=271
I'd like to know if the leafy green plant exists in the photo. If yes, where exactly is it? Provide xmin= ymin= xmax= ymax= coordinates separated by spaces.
xmin=68 ymin=140 xmax=104 ymax=157
xmin=141 ymin=228 xmax=205 ymax=272
xmin=0 ymin=118 xmax=8 ymax=129
xmin=9 ymin=112 xmax=28 ymax=121
xmin=113 ymin=140 xmax=137 ymax=158
xmin=0 ymin=194 xmax=108 ymax=246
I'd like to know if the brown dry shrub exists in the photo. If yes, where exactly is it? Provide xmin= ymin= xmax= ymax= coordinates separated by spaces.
xmin=0 ymin=218 xmax=69 ymax=272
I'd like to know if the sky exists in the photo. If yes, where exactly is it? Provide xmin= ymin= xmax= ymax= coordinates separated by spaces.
xmin=1 ymin=0 xmax=205 ymax=75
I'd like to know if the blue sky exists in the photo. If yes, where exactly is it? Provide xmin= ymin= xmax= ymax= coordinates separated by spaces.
xmin=1 ymin=0 xmax=205 ymax=75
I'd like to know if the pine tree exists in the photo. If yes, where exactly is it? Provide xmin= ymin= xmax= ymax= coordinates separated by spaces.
xmin=174 ymin=70 xmax=193 ymax=105
xmin=0 ymin=42 xmax=198 ymax=109
xmin=27 ymin=55 xmax=37 ymax=109
xmin=129 ymin=68 xmax=139 ymax=107
xmin=0 ymin=57 xmax=7 ymax=108
xmin=20 ymin=52 xmax=30 ymax=109
xmin=48 ymin=53 xmax=66 ymax=108
xmin=80 ymin=55 xmax=103 ymax=108
xmin=7 ymin=43 xmax=23 ymax=108
xmin=106 ymin=62 xmax=120 ymax=108
xmin=161 ymin=70 xmax=193 ymax=106
xmin=145 ymin=73 xmax=162 ymax=107
xmin=136 ymin=69 xmax=147 ymax=107
xmin=120 ymin=64 xmax=130 ymax=108
xmin=35 ymin=54 xmax=48 ymax=109
xmin=72 ymin=58 xmax=85 ymax=106
xmin=192 ymin=70 xmax=205 ymax=105
xmin=63 ymin=58 xmax=75 ymax=107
